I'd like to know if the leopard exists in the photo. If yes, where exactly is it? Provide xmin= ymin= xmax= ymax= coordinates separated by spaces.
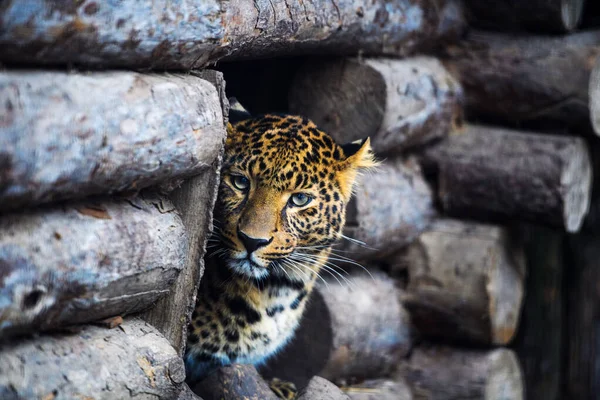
xmin=184 ymin=98 xmax=376 ymax=398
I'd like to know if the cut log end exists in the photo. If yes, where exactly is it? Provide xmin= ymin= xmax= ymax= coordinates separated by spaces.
xmin=485 ymin=350 xmax=524 ymax=400
xmin=563 ymin=140 xmax=592 ymax=233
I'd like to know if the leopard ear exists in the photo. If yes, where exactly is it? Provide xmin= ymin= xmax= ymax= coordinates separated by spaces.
xmin=228 ymin=97 xmax=252 ymax=123
xmin=337 ymin=138 xmax=378 ymax=199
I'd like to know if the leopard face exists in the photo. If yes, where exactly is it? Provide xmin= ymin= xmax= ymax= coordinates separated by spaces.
xmin=214 ymin=113 xmax=375 ymax=281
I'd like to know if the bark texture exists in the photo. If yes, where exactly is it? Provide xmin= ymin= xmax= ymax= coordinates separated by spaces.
xmin=289 ymin=57 xmax=463 ymax=154
xmin=463 ymin=0 xmax=585 ymax=32
xmin=338 ymin=157 xmax=435 ymax=261
xmin=442 ymin=30 xmax=600 ymax=131
xmin=345 ymin=379 xmax=413 ymax=400
xmin=297 ymin=377 xmax=350 ymax=400
xmin=193 ymin=364 xmax=277 ymax=400
xmin=261 ymin=271 xmax=412 ymax=388
xmin=402 ymin=219 xmax=525 ymax=345
xmin=589 ymin=55 xmax=600 ymax=135
xmin=400 ymin=346 xmax=524 ymax=400
xmin=423 ymin=125 xmax=592 ymax=233
xmin=0 ymin=70 xmax=225 ymax=211
xmin=514 ymin=226 xmax=564 ymax=400
xmin=0 ymin=0 xmax=465 ymax=69
xmin=0 ymin=319 xmax=191 ymax=399
xmin=141 ymin=70 xmax=226 ymax=357
xmin=0 ymin=193 xmax=186 ymax=339
xmin=565 ymin=234 xmax=600 ymax=399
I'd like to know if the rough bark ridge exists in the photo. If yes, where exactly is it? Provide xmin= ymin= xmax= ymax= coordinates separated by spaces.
xmin=193 ymin=364 xmax=278 ymax=400
xmin=141 ymin=70 xmax=227 ymax=357
xmin=402 ymin=219 xmax=525 ymax=345
xmin=339 ymin=157 xmax=435 ymax=261
xmin=289 ymin=57 xmax=463 ymax=154
xmin=0 ymin=193 xmax=186 ymax=339
xmin=0 ymin=0 xmax=465 ymax=68
xmin=261 ymin=272 xmax=412 ymax=388
xmin=442 ymin=30 xmax=600 ymax=131
xmin=0 ymin=319 xmax=192 ymax=399
xmin=0 ymin=70 xmax=225 ymax=211
xmin=423 ymin=125 xmax=592 ymax=233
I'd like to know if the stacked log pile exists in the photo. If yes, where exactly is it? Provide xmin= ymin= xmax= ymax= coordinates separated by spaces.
xmin=1 ymin=0 xmax=597 ymax=399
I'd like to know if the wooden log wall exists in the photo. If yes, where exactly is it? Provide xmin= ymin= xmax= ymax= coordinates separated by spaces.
xmin=1 ymin=0 xmax=597 ymax=398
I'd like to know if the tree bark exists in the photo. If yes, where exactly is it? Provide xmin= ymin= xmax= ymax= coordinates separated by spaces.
xmin=401 ymin=219 xmax=525 ymax=346
xmin=338 ymin=157 xmax=435 ymax=261
xmin=0 ymin=70 xmax=225 ymax=211
xmin=422 ymin=125 xmax=592 ymax=233
xmin=0 ymin=0 xmax=465 ymax=69
xmin=564 ymin=234 xmax=600 ymax=399
xmin=344 ymin=378 xmax=413 ymax=400
xmin=141 ymin=70 xmax=226 ymax=357
xmin=400 ymin=346 xmax=524 ymax=400
xmin=0 ymin=318 xmax=193 ymax=399
xmin=192 ymin=364 xmax=277 ymax=400
xmin=297 ymin=377 xmax=351 ymax=400
xmin=0 ymin=193 xmax=186 ymax=339
xmin=442 ymin=30 xmax=600 ymax=132
xmin=288 ymin=57 xmax=463 ymax=154
xmin=260 ymin=271 xmax=413 ymax=388
xmin=514 ymin=226 xmax=564 ymax=400
xmin=463 ymin=0 xmax=585 ymax=33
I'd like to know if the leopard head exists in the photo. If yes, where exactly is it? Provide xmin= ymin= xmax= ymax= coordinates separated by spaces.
xmin=212 ymin=99 xmax=376 ymax=281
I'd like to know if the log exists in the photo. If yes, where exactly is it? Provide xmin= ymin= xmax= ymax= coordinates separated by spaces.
xmin=288 ymin=57 xmax=463 ymax=154
xmin=297 ymin=377 xmax=350 ymax=400
xmin=0 ymin=318 xmax=192 ymax=399
xmin=0 ymin=70 xmax=225 ymax=211
xmin=589 ymin=55 xmax=600 ymax=135
xmin=401 ymin=219 xmax=525 ymax=345
xmin=260 ymin=271 xmax=412 ymax=388
xmin=344 ymin=379 xmax=413 ymax=400
xmin=0 ymin=193 xmax=186 ymax=339
xmin=0 ymin=0 xmax=465 ymax=69
xmin=442 ymin=30 xmax=600 ymax=131
xmin=141 ymin=70 xmax=226 ymax=357
xmin=422 ymin=125 xmax=593 ymax=233
xmin=514 ymin=226 xmax=564 ymax=400
xmin=337 ymin=157 xmax=435 ymax=261
xmin=400 ymin=346 xmax=524 ymax=400
xmin=564 ymin=234 xmax=600 ymax=398
xmin=463 ymin=0 xmax=585 ymax=33
xmin=192 ymin=364 xmax=277 ymax=400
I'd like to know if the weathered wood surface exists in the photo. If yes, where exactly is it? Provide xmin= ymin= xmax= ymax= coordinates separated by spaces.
xmin=338 ymin=157 xmax=435 ymax=261
xmin=0 ymin=70 xmax=225 ymax=211
xmin=422 ymin=125 xmax=592 ymax=233
xmin=141 ymin=70 xmax=226 ymax=357
xmin=0 ymin=193 xmax=186 ymax=339
xmin=289 ymin=57 xmax=463 ymax=154
xmin=261 ymin=271 xmax=412 ymax=388
xmin=589 ymin=55 xmax=600 ymax=135
xmin=0 ymin=318 xmax=193 ymax=399
xmin=344 ymin=378 xmax=413 ymax=400
xmin=193 ymin=364 xmax=277 ymax=400
xmin=565 ymin=234 xmax=600 ymax=399
xmin=297 ymin=377 xmax=350 ymax=400
xmin=400 ymin=346 xmax=524 ymax=400
xmin=442 ymin=30 xmax=600 ymax=131
xmin=514 ymin=226 xmax=564 ymax=400
xmin=0 ymin=0 xmax=465 ymax=69
xmin=463 ymin=0 xmax=585 ymax=32
xmin=402 ymin=219 xmax=525 ymax=345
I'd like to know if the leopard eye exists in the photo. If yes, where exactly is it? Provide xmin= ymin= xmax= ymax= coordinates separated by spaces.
xmin=289 ymin=193 xmax=312 ymax=207
xmin=232 ymin=175 xmax=250 ymax=191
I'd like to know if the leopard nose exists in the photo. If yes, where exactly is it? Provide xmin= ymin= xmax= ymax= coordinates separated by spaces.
xmin=237 ymin=229 xmax=272 ymax=254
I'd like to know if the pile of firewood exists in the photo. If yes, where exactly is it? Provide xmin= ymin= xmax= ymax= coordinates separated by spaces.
xmin=1 ymin=0 xmax=599 ymax=399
